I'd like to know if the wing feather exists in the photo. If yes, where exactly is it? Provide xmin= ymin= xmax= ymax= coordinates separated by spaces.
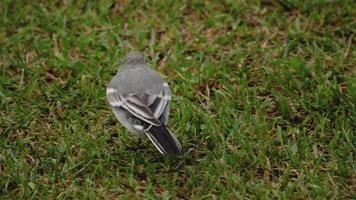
xmin=107 ymin=81 xmax=171 ymax=127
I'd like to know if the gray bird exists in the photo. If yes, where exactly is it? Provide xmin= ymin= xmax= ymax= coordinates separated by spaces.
xmin=106 ymin=51 xmax=182 ymax=155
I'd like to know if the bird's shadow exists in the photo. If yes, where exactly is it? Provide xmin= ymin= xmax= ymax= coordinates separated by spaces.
xmin=108 ymin=130 xmax=212 ymax=176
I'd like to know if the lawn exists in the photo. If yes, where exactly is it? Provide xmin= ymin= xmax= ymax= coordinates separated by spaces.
xmin=0 ymin=0 xmax=355 ymax=199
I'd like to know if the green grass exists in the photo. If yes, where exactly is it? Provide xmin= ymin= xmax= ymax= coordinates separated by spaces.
xmin=0 ymin=0 xmax=355 ymax=199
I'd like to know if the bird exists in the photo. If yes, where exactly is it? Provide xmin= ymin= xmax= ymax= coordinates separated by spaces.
xmin=106 ymin=51 xmax=182 ymax=155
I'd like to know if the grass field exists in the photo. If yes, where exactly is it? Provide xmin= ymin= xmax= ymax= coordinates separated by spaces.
xmin=0 ymin=0 xmax=355 ymax=199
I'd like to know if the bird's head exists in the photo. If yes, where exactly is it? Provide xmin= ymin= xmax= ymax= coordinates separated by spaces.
xmin=124 ymin=51 xmax=145 ymax=63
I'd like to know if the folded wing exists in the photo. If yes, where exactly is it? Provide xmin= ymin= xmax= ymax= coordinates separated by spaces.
xmin=106 ymin=82 xmax=171 ymax=126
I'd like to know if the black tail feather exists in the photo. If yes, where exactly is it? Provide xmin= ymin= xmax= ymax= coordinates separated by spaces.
xmin=145 ymin=125 xmax=182 ymax=155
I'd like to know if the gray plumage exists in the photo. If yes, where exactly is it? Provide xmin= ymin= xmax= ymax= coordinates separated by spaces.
xmin=106 ymin=51 xmax=182 ymax=155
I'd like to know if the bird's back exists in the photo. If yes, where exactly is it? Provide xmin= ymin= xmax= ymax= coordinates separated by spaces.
xmin=110 ymin=62 xmax=165 ymax=95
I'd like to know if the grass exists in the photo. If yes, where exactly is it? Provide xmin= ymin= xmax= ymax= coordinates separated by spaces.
xmin=0 ymin=0 xmax=355 ymax=199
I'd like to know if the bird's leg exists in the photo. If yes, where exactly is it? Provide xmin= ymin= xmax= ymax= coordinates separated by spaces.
xmin=126 ymin=135 xmax=146 ymax=153
xmin=136 ymin=137 xmax=143 ymax=148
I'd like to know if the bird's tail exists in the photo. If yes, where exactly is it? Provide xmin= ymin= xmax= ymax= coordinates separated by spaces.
xmin=144 ymin=125 xmax=182 ymax=155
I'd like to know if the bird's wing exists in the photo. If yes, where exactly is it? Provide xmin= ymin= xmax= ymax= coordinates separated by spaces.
xmin=151 ymin=82 xmax=171 ymax=124
xmin=106 ymin=81 xmax=171 ymax=126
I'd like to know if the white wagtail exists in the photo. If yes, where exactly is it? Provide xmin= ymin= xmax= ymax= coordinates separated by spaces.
xmin=106 ymin=51 xmax=182 ymax=155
